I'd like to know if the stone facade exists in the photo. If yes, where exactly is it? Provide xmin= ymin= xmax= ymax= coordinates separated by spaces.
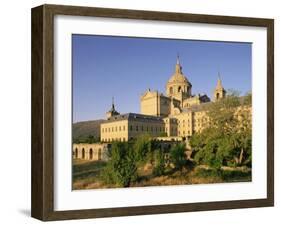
xmin=99 ymin=56 xmax=231 ymax=142
xmin=140 ymin=90 xmax=171 ymax=117
xmin=100 ymin=113 xmax=165 ymax=142
xmin=73 ymin=55 xmax=251 ymax=161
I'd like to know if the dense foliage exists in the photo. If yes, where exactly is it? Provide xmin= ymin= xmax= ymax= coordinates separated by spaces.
xmin=190 ymin=92 xmax=252 ymax=168
xmin=170 ymin=143 xmax=187 ymax=170
xmin=101 ymin=142 xmax=138 ymax=187
xmin=133 ymin=134 xmax=152 ymax=163
xmin=152 ymin=149 xmax=166 ymax=176
xmin=100 ymin=92 xmax=252 ymax=187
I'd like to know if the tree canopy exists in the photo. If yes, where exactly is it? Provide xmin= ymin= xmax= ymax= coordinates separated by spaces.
xmin=190 ymin=92 xmax=252 ymax=168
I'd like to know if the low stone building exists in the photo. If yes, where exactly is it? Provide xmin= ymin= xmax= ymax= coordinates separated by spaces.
xmin=100 ymin=113 xmax=165 ymax=142
xmin=73 ymin=143 xmax=109 ymax=161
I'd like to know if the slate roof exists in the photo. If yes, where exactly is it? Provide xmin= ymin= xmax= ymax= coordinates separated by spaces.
xmin=102 ymin=113 xmax=164 ymax=123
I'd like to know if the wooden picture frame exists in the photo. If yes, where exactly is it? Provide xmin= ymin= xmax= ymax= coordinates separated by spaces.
xmin=31 ymin=4 xmax=274 ymax=221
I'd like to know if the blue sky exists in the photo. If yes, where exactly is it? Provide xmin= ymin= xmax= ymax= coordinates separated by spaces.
xmin=72 ymin=34 xmax=252 ymax=123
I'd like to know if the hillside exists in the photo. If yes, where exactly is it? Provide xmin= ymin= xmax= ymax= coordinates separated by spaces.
xmin=72 ymin=119 xmax=105 ymax=141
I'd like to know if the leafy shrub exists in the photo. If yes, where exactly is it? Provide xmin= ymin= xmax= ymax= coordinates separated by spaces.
xmin=170 ymin=143 xmax=186 ymax=170
xmin=153 ymin=149 xmax=165 ymax=176
xmin=134 ymin=134 xmax=152 ymax=163
xmin=101 ymin=142 xmax=137 ymax=187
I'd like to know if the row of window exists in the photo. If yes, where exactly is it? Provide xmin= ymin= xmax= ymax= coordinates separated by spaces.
xmin=165 ymin=117 xmax=208 ymax=125
xmin=169 ymin=86 xmax=188 ymax=94
xmin=178 ymin=130 xmax=191 ymax=136
xmin=102 ymin=125 xmax=126 ymax=133
xmin=101 ymin=137 xmax=127 ymax=142
xmin=164 ymin=119 xmax=177 ymax=123
xmin=102 ymin=125 xmax=165 ymax=133
xmin=102 ymin=120 xmax=210 ymax=135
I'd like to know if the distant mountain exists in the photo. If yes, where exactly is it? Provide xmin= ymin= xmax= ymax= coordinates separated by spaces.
xmin=72 ymin=119 xmax=105 ymax=140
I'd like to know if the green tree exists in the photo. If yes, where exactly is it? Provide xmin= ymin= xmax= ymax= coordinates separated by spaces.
xmin=170 ymin=143 xmax=186 ymax=170
xmin=190 ymin=91 xmax=252 ymax=168
xmin=153 ymin=149 xmax=165 ymax=176
xmin=101 ymin=142 xmax=137 ymax=187
xmin=133 ymin=134 xmax=152 ymax=163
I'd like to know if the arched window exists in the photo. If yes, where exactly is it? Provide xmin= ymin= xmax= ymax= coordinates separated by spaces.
xmin=169 ymin=87 xmax=173 ymax=94
xmin=89 ymin=148 xmax=93 ymax=160
xmin=98 ymin=149 xmax=102 ymax=160
xmin=216 ymin=93 xmax=220 ymax=99
xmin=178 ymin=86 xmax=182 ymax=93
xmin=82 ymin=148 xmax=85 ymax=159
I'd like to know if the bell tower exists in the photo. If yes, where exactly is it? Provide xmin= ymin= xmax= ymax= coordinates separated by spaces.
xmin=213 ymin=73 xmax=226 ymax=101
xmin=106 ymin=97 xmax=120 ymax=119
xmin=165 ymin=55 xmax=192 ymax=106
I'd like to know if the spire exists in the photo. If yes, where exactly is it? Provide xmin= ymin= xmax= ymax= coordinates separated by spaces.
xmin=213 ymin=72 xmax=226 ymax=101
xmin=111 ymin=96 xmax=115 ymax=110
xmin=216 ymin=72 xmax=223 ymax=89
xmin=106 ymin=96 xmax=120 ymax=119
xmin=175 ymin=54 xmax=182 ymax=74
xmin=176 ymin=53 xmax=180 ymax=65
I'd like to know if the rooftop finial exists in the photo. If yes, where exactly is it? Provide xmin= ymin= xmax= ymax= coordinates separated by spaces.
xmin=218 ymin=71 xmax=221 ymax=81
xmin=175 ymin=53 xmax=182 ymax=74
xmin=176 ymin=53 xmax=180 ymax=65
xmin=112 ymin=96 xmax=115 ymax=110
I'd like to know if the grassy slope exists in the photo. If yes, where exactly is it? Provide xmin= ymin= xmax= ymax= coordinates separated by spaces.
xmin=73 ymin=119 xmax=105 ymax=140
xmin=72 ymin=160 xmax=251 ymax=190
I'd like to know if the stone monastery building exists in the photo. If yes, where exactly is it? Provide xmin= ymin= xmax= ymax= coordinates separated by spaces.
xmin=100 ymin=56 xmax=227 ymax=143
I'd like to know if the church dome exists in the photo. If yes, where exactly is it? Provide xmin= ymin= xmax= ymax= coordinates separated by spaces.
xmin=166 ymin=56 xmax=192 ymax=99
xmin=168 ymin=72 xmax=189 ymax=84
xmin=167 ymin=56 xmax=191 ymax=86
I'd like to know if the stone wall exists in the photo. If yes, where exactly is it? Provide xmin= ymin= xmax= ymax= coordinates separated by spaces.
xmin=73 ymin=143 xmax=109 ymax=161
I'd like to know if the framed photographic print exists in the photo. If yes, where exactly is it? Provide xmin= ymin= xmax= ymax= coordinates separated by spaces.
xmin=31 ymin=4 xmax=274 ymax=221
